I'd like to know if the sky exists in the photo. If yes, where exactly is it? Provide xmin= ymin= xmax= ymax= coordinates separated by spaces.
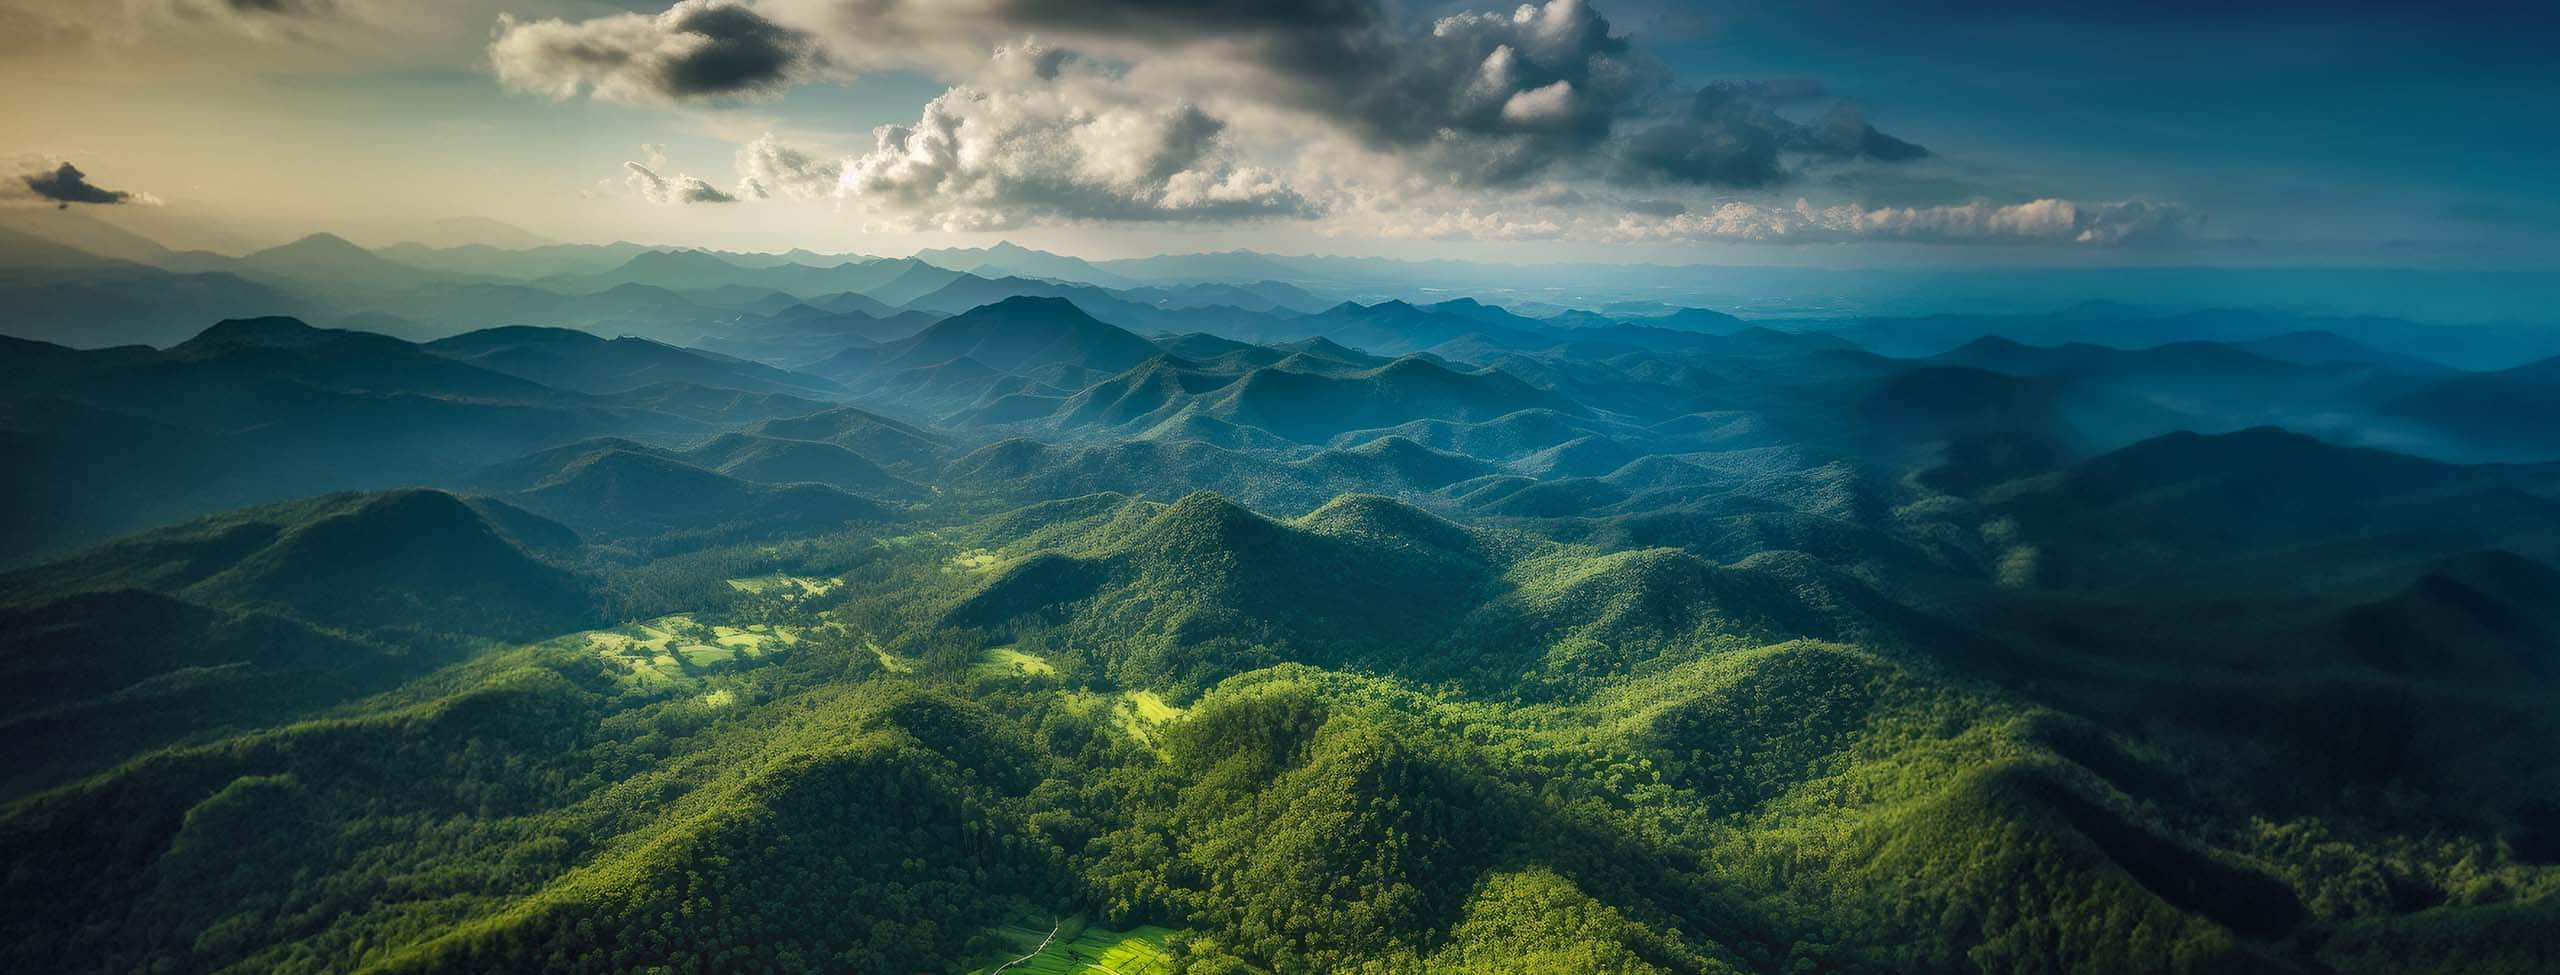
xmin=2 ymin=0 xmax=2553 ymax=265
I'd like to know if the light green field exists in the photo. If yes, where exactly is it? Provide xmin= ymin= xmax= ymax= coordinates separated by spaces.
xmin=676 ymin=645 xmax=733 ymax=668
xmin=712 ymin=623 xmax=800 ymax=652
xmin=976 ymin=646 xmax=1056 ymax=679
xmin=967 ymin=920 xmax=1174 ymax=975
xmin=578 ymin=616 xmax=799 ymax=683
xmin=868 ymin=639 xmax=915 ymax=674
xmin=724 ymin=573 xmax=840 ymax=596
xmin=949 ymin=549 xmax=1002 ymax=573
xmin=1112 ymin=691 xmax=1184 ymax=753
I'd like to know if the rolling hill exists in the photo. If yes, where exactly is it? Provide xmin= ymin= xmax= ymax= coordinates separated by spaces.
xmin=425 ymin=325 xmax=845 ymax=397
xmin=813 ymin=296 xmax=1163 ymax=387
xmin=5 ymin=247 xmax=2560 ymax=975
xmin=494 ymin=445 xmax=899 ymax=548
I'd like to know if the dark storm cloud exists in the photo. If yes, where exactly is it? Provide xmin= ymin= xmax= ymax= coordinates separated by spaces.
xmin=22 ymin=163 xmax=133 ymax=208
xmin=1200 ymin=0 xmax=1662 ymax=184
xmin=657 ymin=2 xmax=812 ymax=96
xmin=492 ymin=0 xmax=821 ymax=103
xmin=1609 ymin=81 xmax=1929 ymax=188
xmin=503 ymin=0 xmax=1934 ymax=197
xmin=220 ymin=0 xmax=332 ymax=14
xmin=1028 ymin=0 xmax=1930 ymax=189
xmin=983 ymin=0 xmax=1381 ymax=44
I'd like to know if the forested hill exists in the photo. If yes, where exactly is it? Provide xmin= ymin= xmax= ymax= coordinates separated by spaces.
xmin=2 ymin=242 xmax=2557 ymax=974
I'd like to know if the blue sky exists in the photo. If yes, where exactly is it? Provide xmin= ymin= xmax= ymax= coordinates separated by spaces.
xmin=3 ymin=0 xmax=2551 ymax=265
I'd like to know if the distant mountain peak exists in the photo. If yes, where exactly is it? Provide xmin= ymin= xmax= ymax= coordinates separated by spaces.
xmin=617 ymin=248 xmax=734 ymax=271
xmin=1955 ymin=334 xmax=2034 ymax=352
xmin=285 ymin=231 xmax=362 ymax=250
xmin=425 ymin=324 xmax=605 ymax=352
xmin=178 ymin=315 xmax=327 ymax=350
xmin=597 ymin=281 xmax=683 ymax=298
xmin=968 ymin=294 xmax=1091 ymax=318
xmin=250 ymin=232 xmax=381 ymax=263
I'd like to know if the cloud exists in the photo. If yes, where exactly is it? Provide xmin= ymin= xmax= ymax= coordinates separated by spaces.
xmin=218 ymin=0 xmax=334 ymax=14
xmin=2 ymin=0 xmax=367 ymax=51
xmin=1352 ymin=206 xmax=1569 ymax=242
xmin=749 ymin=0 xmax=1387 ymax=72
xmin=625 ymin=161 xmax=739 ymax=204
xmin=1607 ymin=197 xmax=2202 ymax=245
xmin=491 ymin=0 xmax=821 ymax=104
xmin=493 ymin=0 xmax=2049 ymax=237
xmin=1233 ymin=0 xmax=1667 ymax=185
xmin=735 ymin=134 xmax=841 ymax=201
xmin=1609 ymin=81 xmax=1929 ymax=188
xmin=17 ymin=162 xmax=137 ymax=209
xmin=836 ymin=41 xmax=1315 ymax=229
xmin=1036 ymin=0 xmax=1927 ymax=189
xmin=555 ymin=0 xmax=1924 ymax=191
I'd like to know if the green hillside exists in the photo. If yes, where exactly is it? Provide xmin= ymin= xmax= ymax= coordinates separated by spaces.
xmin=5 ymin=294 xmax=2559 ymax=975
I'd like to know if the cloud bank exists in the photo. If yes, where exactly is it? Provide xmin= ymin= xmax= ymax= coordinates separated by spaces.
xmin=1604 ymin=197 xmax=2203 ymax=246
xmin=835 ymin=42 xmax=1313 ymax=229
xmin=488 ymin=0 xmax=2199 ymax=247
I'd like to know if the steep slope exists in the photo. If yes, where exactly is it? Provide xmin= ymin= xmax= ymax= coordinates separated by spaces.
xmin=2387 ymin=354 xmax=2560 ymax=461
xmin=2325 ymin=550 xmax=2560 ymax=684
xmin=1274 ymin=299 xmax=1560 ymax=355
xmin=0 ymin=589 xmax=397 ymax=795
xmin=794 ymin=298 xmax=1161 ymax=421
xmin=230 ymin=232 xmax=432 ymax=293
xmin=0 ymin=259 xmax=308 ymax=354
xmin=3 ymin=488 xmax=595 ymax=640
xmin=1038 ymin=354 xmax=1243 ymax=431
xmin=499 ymin=446 xmax=895 ymax=547
xmin=859 ymin=295 xmax=1161 ymax=375
xmin=425 ymin=325 xmax=844 ymax=396
xmin=915 ymin=241 xmax=1137 ymax=287
xmin=945 ymin=492 xmax=1502 ymax=690
xmin=745 ymin=406 xmax=951 ymax=474
xmin=858 ymin=258 xmax=973 ymax=305
xmin=1989 ymin=427 xmax=2560 ymax=587
xmin=691 ymin=305 xmax=938 ymax=368
xmin=678 ymin=432 xmax=926 ymax=499
xmin=0 ymin=319 xmax=824 ymax=561
xmin=1198 ymin=356 xmax=1583 ymax=443
xmin=944 ymin=491 xmax=1857 ymax=696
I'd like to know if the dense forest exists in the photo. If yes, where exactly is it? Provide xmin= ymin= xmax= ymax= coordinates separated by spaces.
xmin=4 ymin=235 xmax=2559 ymax=974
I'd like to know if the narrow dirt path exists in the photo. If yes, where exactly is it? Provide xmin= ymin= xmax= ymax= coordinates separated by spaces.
xmin=987 ymin=919 xmax=1062 ymax=975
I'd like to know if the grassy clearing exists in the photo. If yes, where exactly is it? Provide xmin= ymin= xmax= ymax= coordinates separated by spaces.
xmin=677 ymin=645 xmax=734 ymax=668
xmin=712 ymin=623 xmax=800 ymax=653
xmin=1113 ymin=691 xmax=1184 ymax=753
xmin=725 ymin=573 xmax=841 ymax=596
xmin=967 ymin=919 xmax=1175 ymax=975
xmin=949 ymin=549 xmax=1003 ymax=573
xmin=976 ymin=646 xmax=1056 ymax=679
xmin=869 ymin=639 xmax=915 ymax=674
xmin=1125 ymin=691 xmax=1180 ymax=724
xmin=577 ymin=615 xmax=800 ymax=684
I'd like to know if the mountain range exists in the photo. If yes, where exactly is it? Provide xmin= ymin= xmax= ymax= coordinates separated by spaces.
xmin=3 ymin=228 xmax=2558 ymax=975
